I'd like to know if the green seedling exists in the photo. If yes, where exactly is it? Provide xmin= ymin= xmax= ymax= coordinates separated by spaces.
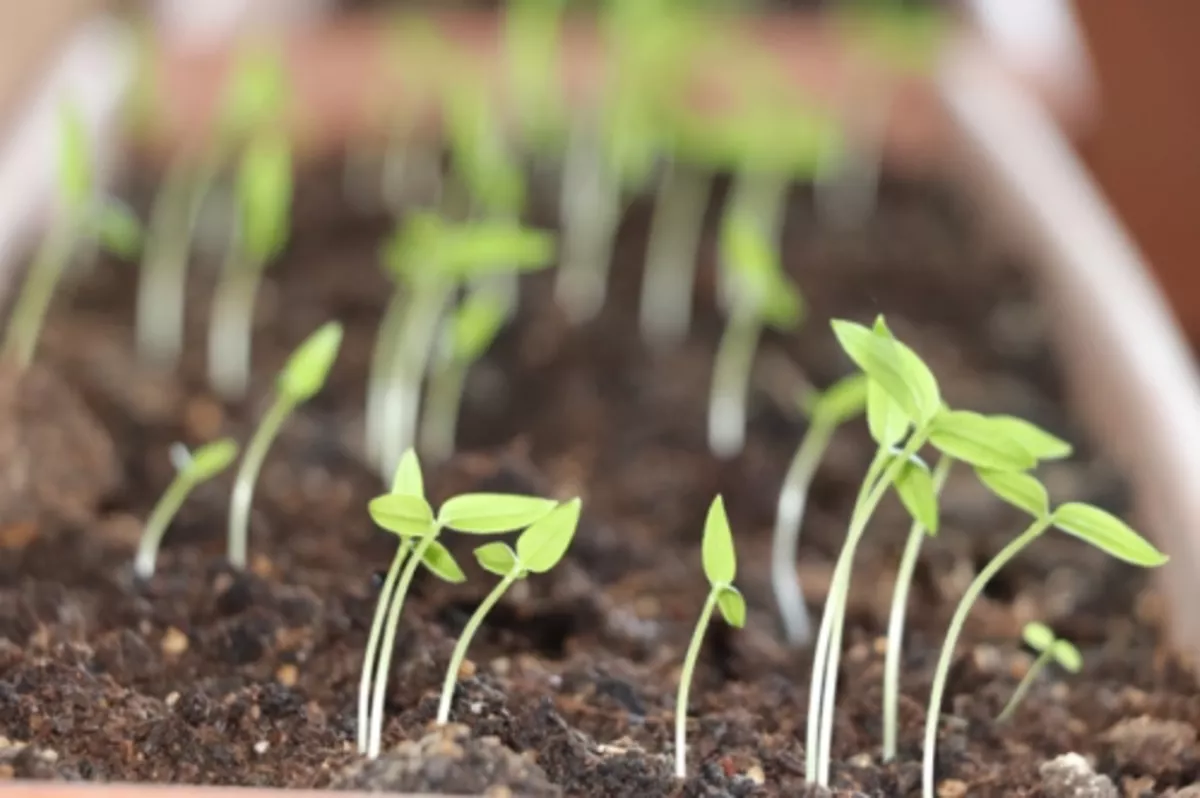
xmin=505 ymin=0 xmax=568 ymax=152
xmin=228 ymin=322 xmax=342 ymax=569
xmin=708 ymin=211 xmax=804 ymax=459
xmin=374 ymin=214 xmax=555 ymax=479
xmin=676 ymin=495 xmax=746 ymax=779
xmin=362 ymin=472 xmax=559 ymax=759
xmin=207 ymin=128 xmax=294 ymax=399
xmin=882 ymin=416 xmax=1071 ymax=761
xmin=4 ymin=100 xmax=142 ymax=370
xmin=436 ymin=497 xmax=582 ymax=725
xmin=996 ymin=621 xmax=1082 ymax=723
xmin=137 ymin=45 xmax=287 ymax=369
xmin=922 ymin=472 xmax=1166 ymax=798
xmin=772 ymin=374 xmax=867 ymax=647
xmin=134 ymin=439 xmax=239 ymax=579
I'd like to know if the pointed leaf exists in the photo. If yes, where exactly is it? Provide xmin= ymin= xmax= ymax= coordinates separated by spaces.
xmin=1052 ymin=640 xmax=1082 ymax=674
xmin=450 ymin=290 xmax=508 ymax=364
xmin=1051 ymin=503 xmax=1168 ymax=567
xmin=368 ymin=493 xmax=436 ymax=537
xmin=1021 ymin=621 xmax=1055 ymax=653
xmin=94 ymin=200 xmax=143 ymax=258
xmin=236 ymin=129 xmax=294 ymax=263
xmin=830 ymin=318 xmax=941 ymax=426
xmin=929 ymin=411 xmax=1037 ymax=472
xmin=438 ymin=493 xmax=557 ymax=534
xmin=975 ymin=469 xmax=1049 ymax=519
xmin=57 ymin=100 xmax=91 ymax=211
xmin=516 ymin=498 xmax=581 ymax=573
xmin=277 ymin=321 xmax=343 ymax=402
xmin=894 ymin=456 xmax=939 ymax=534
xmin=421 ymin=540 xmax=466 ymax=583
xmin=701 ymin=495 xmax=736 ymax=586
xmin=806 ymin=373 xmax=868 ymax=428
xmin=391 ymin=448 xmax=425 ymax=498
xmin=716 ymin=585 xmax=746 ymax=628
xmin=866 ymin=379 xmax=909 ymax=446
xmin=989 ymin=415 xmax=1073 ymax=461
xmin=183 ymin=438 xmax=239 ymax=483
xmin=474 ymin=541 xmax=520 ymax=576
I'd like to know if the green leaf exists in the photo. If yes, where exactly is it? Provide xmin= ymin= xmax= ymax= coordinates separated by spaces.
xmin=830 ymin=318 xmax=941 ymax=427
xmin=57 ymin=100 xmax=91 ymax=211
xmin=277 ymin=321 xmax=343 ymax=403
xmin=474 ymin=541 xmax=520 ymax=577
xmin=1051 ymin=503 xmax=1169 ymax=567
xmin=220 ymin=46 xmax=287 ymax=140
xmin=94 ymin=199 xmax=143 ymax=258
xmin=893 ymin=455 xmax=939 ymax=534
xmin=390 ymin=448 xmax=425 ymax=498
xmin=866 ymin=379 xmax=909 ymax=447
xmin=716 ymin=584 xmax=746 ymax=628
xmin=701 ymin=495 xmax=736 ymax=586
xmin=1052 ymin=640 xmax=1082 ymax=674
xmin=381 ymin=212 xmax=445 ymax=283
xmin=516 ymin=497 xmax=581 ymax=573
xmin=450 ymin=290 xmax=508 ymax=364
xmin=440 ymin=223 xmax=556 ymax=278
xmin=438 ymin=493 xmax=557 ymax=534
xmin=1021 ymin=621 xmax=1055 ymax=653
xmin=975 ymin=468 xmax=1049 ymax=519
xmin=236 ymin=129 xmax=293 ymax=263
xmin=806 ymin=373 xmax=868 ymax=428
xmin=929 ymin=411 xmax=1037 ymax=472
xmin=421 ymin=540 xmax=467 ymax=583
xmin=368 ymin=493 xmax=436 ymax=537
xmin=719 ymin=212 xmax=803 ymax=330
xmin=989 ymin=415 xmax=1073 ymax=461
xmin=183 ymin=438 xmax=239 ymax=483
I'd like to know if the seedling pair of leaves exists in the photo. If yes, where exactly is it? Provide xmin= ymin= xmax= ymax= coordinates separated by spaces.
xmin=995 ymin=621 xmax=1081 ymax=723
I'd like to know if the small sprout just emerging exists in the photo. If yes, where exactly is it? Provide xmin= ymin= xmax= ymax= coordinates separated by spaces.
xmin=996 ymin=621 xmax=1082 ymax=723
xmin=134 ymin=439 xmax=239 ymax=579
xmin=676 ymin=496 xmax=745 ymax=779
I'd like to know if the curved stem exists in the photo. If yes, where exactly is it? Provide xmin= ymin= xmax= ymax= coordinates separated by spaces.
xmin=207 ymin=251 xmax=263 ymax=401
xmin=419 ymin=357 xmax=469 ymax=465
xmin=356 ymin=539 xmax=411 ymax=753
xmin=882 ymin=455 xmax=954 ymax=761
xmin=134 ymin=475 xmax=194 ymax=579
xmin=365 ymin=289 xmax=406 ymax=468
xmin=772 ymin=422 xmax=834 ymax=647
xmin=922 ymin=519 xmax=1051 ymax=798
xmin=708 ymin=306 xmax=761 ymax=459
xmin=676 ymin=588 xmax=719 ymax=779
xmin=996 ymin=648 xmax=1054 ymax=723
xmin=640 ymin=163 xmax=710 ymax=349
xmin=5 ymin=218 xmax=77 ymax=370
xmin=436 ymin=567 xmax=520 ymax=725
xmin=227 ymin=396 xmax=294 ymax=569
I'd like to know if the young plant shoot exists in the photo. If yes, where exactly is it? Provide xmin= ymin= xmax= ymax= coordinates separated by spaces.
xmin=676 ymin=495 xmax=746 ymax=779
xmin=708 ymin=211 xmax=803 ymax=459
xmin=4 ymin=100 xmax=142 ymax=370
xmin=208 ymin=128 xmax=294 ymax=400
xmin=772 ymin=373 xmax=867 ymax=647
xmin=363 ymin=485 xmax=559 ymax=758
xmin=134 ymin=438 xmax=239 ymax=579
xmin=228 ymin=321 xmax=342 ymax=569
xmin=921 ymin=470 xmax=1167 ymax=798
xmin=997 ymin=621 xmax=1082 ymax=723
xmin=436 ymin=497 xmax=582 ymax=725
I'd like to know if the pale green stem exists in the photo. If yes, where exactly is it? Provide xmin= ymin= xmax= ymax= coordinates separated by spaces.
xmin=727 ymin=170 xmax=787 ymax=242
xmin=207 ymin=249 xmax=264 ymax=401
xmin=365 ymin=289 xmax=406 ymax=469
xmin=772 ymin=421 xmax=835 ymax=647
xmin=382 ymin=137 xmax=442 ymax=215
xmin=922 ymin=519 xmax=1051 ymax=798
xmin=882 ymin=455 xmax=954 ymax=762
xmin=676 ymin=588 xmax=720 ymax=780
xmin=640 ymin=163 xmax=710 ymax=349
xmin=419 ymin=356 xmax=468 ymax=465
xmin=357 ymin=539 xmax=411 ymax=753
xmin=5 ymin=217 xmax=78 ymax=370
xmin=996 ymin=647 xmax=1054 ymax=723
xmin=134 ymin=474 xmax=196 ymax=579
xmin=367 ymin=531 xmax=438 ymax=759
xmin=436 ymin=565 xmax=521 ymax=725
xmin=227 ymin=395 xmax=294 ymax=569
xmin=707 ymin=304 xmax=761 ymax=459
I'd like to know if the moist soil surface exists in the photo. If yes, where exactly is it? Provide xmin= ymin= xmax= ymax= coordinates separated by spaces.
xmin=0 ymin=162 xmax=1196 ymax=798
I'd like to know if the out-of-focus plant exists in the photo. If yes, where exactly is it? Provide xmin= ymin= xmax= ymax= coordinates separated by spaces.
xmin=504 ymin=0 xmax=569 ymax=153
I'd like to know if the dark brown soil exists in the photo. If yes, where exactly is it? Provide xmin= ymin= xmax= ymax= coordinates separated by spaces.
xmin=0 ymin=159 xmax=1196 ymax=798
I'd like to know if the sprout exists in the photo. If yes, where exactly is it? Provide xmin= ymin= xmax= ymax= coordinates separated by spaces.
xmin=436 ymin=498 xmax=582 ymax=725
xmin=4 ymin=99 xmax=143 ymax=370
xmin=708 ymin=211 xmax=803 ymax=458
xmin=676 ymin=496 xmax=745 ymax=779
xmin=921 ymin=472 xmax=1167 ymax=798
xmin=772 ymin=374 xmax=867 ymax=647
xmin=362 ymin=474 xmax=559 ymax=759
xmin=134 ymin=439 xmax=239 ymax=579
xmin=227 ymin=322 xmax=342 ymax=569
xmin=996 ymin=621 xmax=1082 ymax=723
xmin=207 ymin=128 xmax=294 ymax=399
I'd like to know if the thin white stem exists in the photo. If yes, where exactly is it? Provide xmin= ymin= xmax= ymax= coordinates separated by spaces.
xmin=207 ymin=249 xmax=263 ymax=401
xmin=996 ymin=648 xmax=1054 ymax=723
xmin=4 ymin=217 xmax=77 ymax=370
xmin=419 ymin=357 xmax=468 ymax=465
xmin=357 ymin=540 xmax=411 ymax=753
xmin=640 ymin=163 xmax=710 ymax=349
xmin=365 ymin=290 xmax=406 ymax=469
xmin=708 ymin=306 xmax=761 ymax=459
xmin=134 ymin=475 xmax=194 ymax=579
xmin=227 ymin=396 xmax=294 ymax=570
xmin=675 ymin=588 xmax=720 ymax=779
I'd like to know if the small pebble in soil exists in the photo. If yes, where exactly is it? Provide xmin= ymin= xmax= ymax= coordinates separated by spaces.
xmin=160 ymin=627 xmax=189 ymax=657
xmin=1039 ymin=752 xmax=1118 ymax=798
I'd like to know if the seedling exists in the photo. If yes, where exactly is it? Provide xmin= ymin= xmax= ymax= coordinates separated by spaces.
xmin=996 ymin=621 xmax=1082 ymax=723
xmin=207 ymin=127 xmax=294 ymax=399
xmin=134 ymin=438 xmax=239 ymax=579
xmin=676 ymin=495 xmax=746 ymax=779
xmin=4 ymin=100 xmax=142 ymax=370
xmin=708 ymin=211 xmax=804 ymax=458
xmin=363 ymin=479 xmax=559 ymax=758
xmin=772 ymin=373 xmax=867 ymax=647
xmin=228 ymin=321 xmax=342 ymax=569
xmin=436 ymin=497 xmax=582 ymax=725
xmin=505 ymin=0 xmax=568 ymax=153
xmin=921 ymin=470 xmax=1167 ymax=798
